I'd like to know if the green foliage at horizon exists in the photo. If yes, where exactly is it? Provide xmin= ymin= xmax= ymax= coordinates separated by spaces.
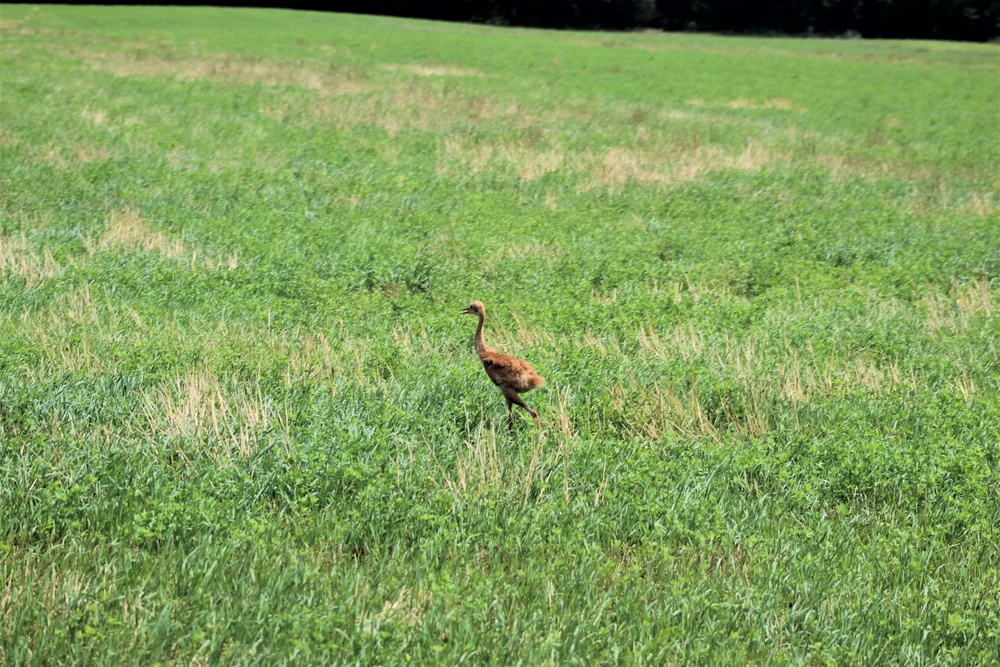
xmin=1 ymin=5 xmax=998 ymax=665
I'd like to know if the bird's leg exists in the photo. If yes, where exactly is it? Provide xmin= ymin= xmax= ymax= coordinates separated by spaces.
xmin=502 ymin=387 xmax=540 ymax=430
xmin=506 ymin=397 xmax=515 ymax=431
xmin=527 ymin=407 xmax=541 ymax=430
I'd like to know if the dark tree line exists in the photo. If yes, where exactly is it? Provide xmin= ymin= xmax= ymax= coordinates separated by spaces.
xmin=268 ymin=0 xmax=997 ymax=41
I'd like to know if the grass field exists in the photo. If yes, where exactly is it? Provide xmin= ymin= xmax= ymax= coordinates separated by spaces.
xmin=1 ymin=5 xmax=999 ymax=664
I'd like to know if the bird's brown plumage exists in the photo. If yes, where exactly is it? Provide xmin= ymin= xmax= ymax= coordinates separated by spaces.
xmin=462 ymin=300 xmax=545 ymax=430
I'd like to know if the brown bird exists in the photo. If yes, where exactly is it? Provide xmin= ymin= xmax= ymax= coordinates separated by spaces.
xmin=462 ymin=300 xmax=545 ymax=430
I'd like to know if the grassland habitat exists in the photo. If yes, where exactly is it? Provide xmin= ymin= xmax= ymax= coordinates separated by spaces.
xmin=0 ymin=4 xmax=998 ymax=664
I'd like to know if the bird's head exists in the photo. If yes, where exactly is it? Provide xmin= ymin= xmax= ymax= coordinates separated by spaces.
xmin=461 ymin=300 xmax=485 ymax=316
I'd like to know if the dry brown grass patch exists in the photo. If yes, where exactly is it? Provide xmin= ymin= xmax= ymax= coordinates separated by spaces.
xmin=17 ymin=284 xmax=149 ymax=377
xmin=249 ymin=325 xmax=371 ymax=390
xmin=80 ymin=108 xmax=106 ymax=125
xmin=80 ymin=47 xmax=368 ymax=95
xmin=18 ymin=300 xmax=371 ymax=389
xmin=949 ymin=369 xmax=977 ymax=403
xmin=91 ymin=207 xmax=188 ymax=258
xmin=0 ymin=127 xmax=21 ymax=147
xmin=544 ymin=189 xmax=559 ymax=210
xmin=613 ymin=380 xmax=719 ymax=441
xmin=438 ymin=418 xmax=568 ymax=506
xmin=589 ymin=140 xmax=784 ymax=189
xmin=449 ymin=420 xmax=506 ymax=498
xmin=923 ymin=279 xmax=995 ymax=335
xmin=0 ymin=232 xmax=63 ymax=286
xmin=724 ymin=97 xmax=802 ymax=111
xmin=578 ymin=332 xmax=609 ymax=356
xmin=502 ymin=143 xmax=565 ymax=180
xmin=638 ymin=322 xmax=705 ymax=360
xmin=316 ymin=86 xmax=510 ymax=136
xmin=637 ymin=322 xmax=927 ymax=413
xmin=367 ymin=586 xmax=432 ymax=632
xmin=765 ymin=97 xmax=797 ymax=110
xmin=437 ymin=136 xmax=566 ymax=181
xmin=483 ymin=239 xmax=561 ymax=269
xmin=438 ymin=136 xmax=495 ymax=174
xmin=39 ymin=140 xmax=112 ymax=167
xmin=955 ymin=278 xmax=994 ymax=317
xmin=438 ymin=134 xmax=788 ymax=188
xmin=900 ymin=186 xmax=1000 ymax=218
xmin=773 ymin=347 xmax=920 ymax=397
xmin=82 ymin=207 xmax=240 ymax=270
xmin=142 ymin=367 xmax=286 ymax=460
xmin=380 ymin=63 xmax=485 ymax=78
xmin=959 ymin=192 xmax=998 ymax=216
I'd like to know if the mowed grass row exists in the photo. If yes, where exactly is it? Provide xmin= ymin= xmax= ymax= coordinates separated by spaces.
xmin=1 ymin=5 xmax=998 ymax=664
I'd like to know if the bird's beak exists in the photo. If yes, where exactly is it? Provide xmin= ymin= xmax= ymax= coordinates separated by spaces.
xmin=460 ymin=306 xmax=473 ymax=314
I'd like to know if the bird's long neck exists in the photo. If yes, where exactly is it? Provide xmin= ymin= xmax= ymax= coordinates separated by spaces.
xmin=474 ymin=311 xmax=490 ymax=359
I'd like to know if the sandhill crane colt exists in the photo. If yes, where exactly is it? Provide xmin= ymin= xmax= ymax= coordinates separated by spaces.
xmin=462 ymin=301 xmax=545 ymax=430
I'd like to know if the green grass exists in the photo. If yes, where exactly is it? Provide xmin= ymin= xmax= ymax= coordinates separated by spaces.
xmin=1 ymin=5 xmax=999 ymax=664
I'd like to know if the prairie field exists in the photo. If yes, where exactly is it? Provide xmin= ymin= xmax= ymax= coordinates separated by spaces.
xmin=1 ymin=5 xmax=998 ymax=664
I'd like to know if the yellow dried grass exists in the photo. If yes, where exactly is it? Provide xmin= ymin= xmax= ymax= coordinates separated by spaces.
xmin=142 ymin=367 xmax=285 ymax=460
xmin=82 ymin=48 xmax=368 ymax=95
xmin=380 ymin=63 xmax=485 ymax=78
xmin=91 ymin=207 xmax=188 ymax=258
xmin=0 ymin=232 xmax=63 ymax=286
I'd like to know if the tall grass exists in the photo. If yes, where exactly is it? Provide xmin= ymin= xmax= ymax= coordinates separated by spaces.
xmin=1 ymin=5 xmax=998 ymax=664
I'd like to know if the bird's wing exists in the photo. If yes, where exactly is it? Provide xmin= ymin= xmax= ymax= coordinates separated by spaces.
xmin=482 ymin=352 xmax=541 ymax=390
xmin=480 ymin=356 xmax=508 ymax=385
